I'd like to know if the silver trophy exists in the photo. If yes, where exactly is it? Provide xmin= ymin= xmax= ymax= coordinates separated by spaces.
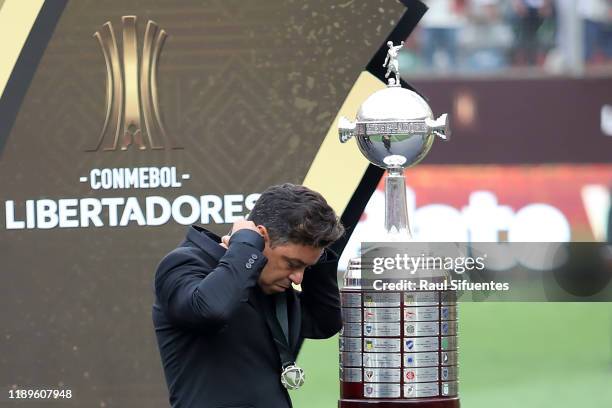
xmin=339 ymin=43 xmax=449 ymax=239
xmin=337 ymin=43 xmax=459 ymax=406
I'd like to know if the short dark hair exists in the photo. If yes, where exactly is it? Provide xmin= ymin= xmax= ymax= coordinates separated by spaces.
xmin=248 ymin=183 xmax=344 ymax=248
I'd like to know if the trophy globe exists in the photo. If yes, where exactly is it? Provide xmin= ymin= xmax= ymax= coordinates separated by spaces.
xmin=339 ymin=75 xmax=449 ymax=244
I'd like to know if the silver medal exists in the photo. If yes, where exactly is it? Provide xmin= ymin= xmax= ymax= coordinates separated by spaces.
xmin=280 ymin=364 xmax=305 ymax=390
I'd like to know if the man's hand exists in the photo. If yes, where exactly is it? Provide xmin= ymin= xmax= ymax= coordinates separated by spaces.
xmin=220 ymin=219 xmax=262 ymax=248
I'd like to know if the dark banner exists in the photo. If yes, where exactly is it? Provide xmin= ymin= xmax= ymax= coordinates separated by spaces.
xmin=0 ymin=1 xmax=410 ymax=406
xmin=412 ymin=76 xmax=612 ymax=164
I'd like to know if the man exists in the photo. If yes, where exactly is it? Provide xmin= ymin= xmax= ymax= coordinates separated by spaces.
xmin=419 ymin=0 xmax=465 ymax=71
xmin=579 ymin=0 xmax=612 ymax=64
xmin=153 ymin=183 xmax=344 ymax=408
xmin=511 ymin=0 xmax=554 ymax=65
xmin=383 ymin=40 xmax=405 ymax=83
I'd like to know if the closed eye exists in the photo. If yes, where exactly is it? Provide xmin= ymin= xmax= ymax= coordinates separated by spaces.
xmin=283 ymin=256 xmax=309 ymax=270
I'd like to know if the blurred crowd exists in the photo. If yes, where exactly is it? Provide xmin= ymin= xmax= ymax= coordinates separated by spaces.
xmin=402 ymin=0 xmax=612 ymax=74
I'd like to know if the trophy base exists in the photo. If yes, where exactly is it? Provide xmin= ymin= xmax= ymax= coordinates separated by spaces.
xmin=339 ymin=398 xmax=460 ymax=408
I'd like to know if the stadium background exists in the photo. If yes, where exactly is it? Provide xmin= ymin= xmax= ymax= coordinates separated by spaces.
xmin=0 ymin=0 xmax=611 ymax=407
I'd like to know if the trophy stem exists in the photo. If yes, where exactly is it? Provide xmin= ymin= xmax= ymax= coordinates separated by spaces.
xmin=384 ymin=167 xmax=411 ymax=239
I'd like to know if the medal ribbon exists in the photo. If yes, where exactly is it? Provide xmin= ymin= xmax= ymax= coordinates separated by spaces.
xmin=263 ymin=292 xmax=295 ymax=369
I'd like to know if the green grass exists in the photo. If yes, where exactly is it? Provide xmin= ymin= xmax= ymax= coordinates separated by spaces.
xmin=291 ymin=303 xmax=612 ymax=407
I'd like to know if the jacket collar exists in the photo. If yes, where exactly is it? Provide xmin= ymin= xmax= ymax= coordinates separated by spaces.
xmin=186 ymin=225 xmax=226 ymax=262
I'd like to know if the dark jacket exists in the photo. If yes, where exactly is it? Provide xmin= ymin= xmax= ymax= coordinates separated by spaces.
xmin=153 ymin=226 xmax=342 ymax=408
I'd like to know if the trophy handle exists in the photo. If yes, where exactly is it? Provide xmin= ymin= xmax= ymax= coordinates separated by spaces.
xmin=426 ymin=113 xmax=451 ymax=141
xmin=338 ymin=116 xmax=356 ymax=143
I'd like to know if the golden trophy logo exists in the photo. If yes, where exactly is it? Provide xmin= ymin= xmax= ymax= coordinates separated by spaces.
xmin=88 ymin=16 xmax=174 ymax=151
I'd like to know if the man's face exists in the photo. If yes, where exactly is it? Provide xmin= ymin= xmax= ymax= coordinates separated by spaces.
xmin=259 ymin=241 xmax=323 ymax=294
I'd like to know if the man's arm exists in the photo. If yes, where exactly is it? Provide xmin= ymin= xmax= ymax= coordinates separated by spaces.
xmin=155 ymin=229 xmax=267 ymax=330
xmin=299 ymin=248 xmax=342 ymax=339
